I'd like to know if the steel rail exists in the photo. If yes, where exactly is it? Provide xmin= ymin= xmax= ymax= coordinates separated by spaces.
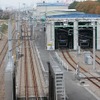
xmin=88 ymin=50 xmax=100 ymax=65
xmin=61 ymin=51 xmax=100 ymax=88
xmin=19 ymin=41 xmax=23 ymax=97
xmin=0 ymin=27 xmax=16 ymax=68
xmin=66 ymin=51 xmax=100 ymax=82
xmin=33 ymin=43 xmax=45 ymax=98
xmin=24 ymin=24 xmax=29 ymax=100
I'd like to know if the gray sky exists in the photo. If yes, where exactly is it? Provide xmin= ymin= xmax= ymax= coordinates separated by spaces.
xmin=0 ymin=0 xmax=82 ymax=9
xmin=0 ymin=0 xmax=65 ymax=9
xmin=0 ymin=0 xmax=39 ymax=9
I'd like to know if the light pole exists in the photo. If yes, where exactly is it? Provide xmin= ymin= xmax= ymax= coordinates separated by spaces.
xmin=23 ymin=3 xmax=26 ymax=17
xmin=92 ymin=21 xmax=96 ymax=70
xmin=15 ymin=12 xmax=19 ymax=60
xmin=8 ymin=19 xmax=12 ymax=61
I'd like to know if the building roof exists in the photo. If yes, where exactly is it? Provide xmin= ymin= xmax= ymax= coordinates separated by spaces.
xmin=37 ymin=3 xmax=68 ymax=7
xmin=47 ymin=12 xmax=100 ymax=19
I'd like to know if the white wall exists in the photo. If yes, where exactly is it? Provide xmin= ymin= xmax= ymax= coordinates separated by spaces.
xmin=37 ymin=6 xmax=68 ymax=12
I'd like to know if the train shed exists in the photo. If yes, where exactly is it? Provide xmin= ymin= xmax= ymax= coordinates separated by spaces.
xmin=46 ymin=12 xmax=100 ymax=50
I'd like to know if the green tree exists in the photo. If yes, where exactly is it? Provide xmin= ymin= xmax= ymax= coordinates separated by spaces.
xmin=68 ymin=1 xmax=79 ymax=9
xmin=1 ymin=24 xmax=8 ymax=34
xmin=76 ymin=1 xmax=100 ymax=14
xmin=95 ymin=6 xmax=100 ymax=14
xmin=97 ymin=0 xmax=100 ymax=2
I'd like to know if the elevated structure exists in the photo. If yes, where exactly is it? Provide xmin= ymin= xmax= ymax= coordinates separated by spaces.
xmin=5 ymin=19 xmax=15 ymax=100
xmin=46 ymin=12 xmax=100 ymax=50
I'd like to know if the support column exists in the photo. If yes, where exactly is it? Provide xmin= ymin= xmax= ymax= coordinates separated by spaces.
xmin=51 ymin=21 xmax=55 ymax=50
xmin=93 ymin=21 xmax=96 ymax=70
xmin=16 ymin=14 xmax=19 ymax=60
xmin=46 ymin=22 xmax=53 ymax=50
xmin=74 ymin=20 xmax=78 ymax=50
xmin=46 ymin=21 xmax=54 ymax=50
xmin=97 ymin=20 xmax=100 ymax=50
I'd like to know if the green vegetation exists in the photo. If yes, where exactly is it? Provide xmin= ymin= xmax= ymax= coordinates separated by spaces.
xmin=68 ymin=1 xmax=100 ymax=14
xmin=0 ymin=8 xmax=10 ymax=19
xmin=2 ymin=15 xmax=9 ymax=19
xmin=1 ymin=24 xmax=8 ymax=34
xmin=68 ymin=1 xmax=79 ymax=9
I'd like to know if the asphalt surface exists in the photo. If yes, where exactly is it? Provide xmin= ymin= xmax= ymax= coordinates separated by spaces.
xmin=34 ymin=24 xmax=98 ymax=100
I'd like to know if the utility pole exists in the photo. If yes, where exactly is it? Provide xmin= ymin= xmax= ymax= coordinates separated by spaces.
xmin=93 ymin=21 xmax=96 ymax=70
xmin=16 ymin=12 xmax=19 ymax=60
xmin=8 ymin=19 xmax=12 ymax=61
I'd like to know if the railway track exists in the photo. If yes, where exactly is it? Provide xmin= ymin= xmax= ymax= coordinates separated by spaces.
xmin=61 ymin=50 xmax=100 ymax=89
xmin=18 ymin=22 xmax=45 ymax=99
xmin=90 ymin=50 xmax=100 ymax=65
xmin=0 ymin=25 xmax=16 ymax=100
xmin=25 ymin=23 xmax=39 ymax=99
xmin=0 ymin=27 xmax=15 ymax=68
xmin=31 ymin=42 xmax=45 ymax=98
xmin=24 ymin=35 xmax=29 ymax=100
xmin=28 ymin=39 xmax=39 ymax=99
xmin=19 ymin=39 xmax=23 ymax=97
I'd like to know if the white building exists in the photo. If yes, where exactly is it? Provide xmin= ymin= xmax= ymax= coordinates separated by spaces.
xmin=46 ymin=12 xmax=100 ymax=50
xmin=36 ymin=3 xmax=69 ymax=19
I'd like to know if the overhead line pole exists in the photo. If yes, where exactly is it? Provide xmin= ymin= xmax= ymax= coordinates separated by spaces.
xmin=93 ymin=21 xmax=96 ymax=70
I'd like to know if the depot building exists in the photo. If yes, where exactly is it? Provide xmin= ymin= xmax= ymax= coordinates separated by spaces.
xmin=45 ymin=12 xmax=100 ymax=50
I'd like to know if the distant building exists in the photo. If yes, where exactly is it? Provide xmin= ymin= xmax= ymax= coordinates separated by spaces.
xmin=0 ymin=9 xmax=3 ymax=18
xmin=36 ymin=3 xmax=69 ymax=19
xmin=46 ymin=12 xmax=100 ymax=50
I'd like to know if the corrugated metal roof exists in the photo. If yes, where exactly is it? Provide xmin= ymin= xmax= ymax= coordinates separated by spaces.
xmin=37 ymin=3 xmax=68 ymax=6
xmin=47 ymin=12 xmax=100 ymax=18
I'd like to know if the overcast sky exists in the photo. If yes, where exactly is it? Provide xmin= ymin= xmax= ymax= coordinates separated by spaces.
xmin=0 ymin=0 xmax=82 ymax=9
xmin=0 ymin=0 xmax=39 ymax=9
xmin=0 ymin=0 xmax=64 ymax=9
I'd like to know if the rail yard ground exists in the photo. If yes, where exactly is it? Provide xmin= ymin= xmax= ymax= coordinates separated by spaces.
xmin=35 ymin=24 xmax=100 ymax=100
xmin=0 ymin=20 xmax=100 ymax=100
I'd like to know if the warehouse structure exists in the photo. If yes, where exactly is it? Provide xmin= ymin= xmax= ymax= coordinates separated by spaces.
xmin=36 ymin=3 xmax=69 ymax=19
xmin=46 ymin=12 xmax=100 ymax=50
